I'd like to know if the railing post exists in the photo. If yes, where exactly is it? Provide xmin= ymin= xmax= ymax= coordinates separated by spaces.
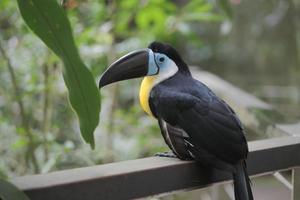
xmin=292 ymin=167 xmax=300 ymax=200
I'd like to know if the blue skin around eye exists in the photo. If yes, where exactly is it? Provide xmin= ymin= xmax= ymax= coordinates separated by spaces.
xmin=155 ymin=53 xmax=170 ymax=71
xmin=147 ymin=51 xmax=170 ymax=76
xmin=147 ymin=49 xmax=158 ymax=76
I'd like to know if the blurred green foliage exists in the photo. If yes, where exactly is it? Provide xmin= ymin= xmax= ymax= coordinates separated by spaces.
xmin=1 ymin=0 xmax=299 ymax=183
xmin=0 ymin=0 xmax=225 ymax=177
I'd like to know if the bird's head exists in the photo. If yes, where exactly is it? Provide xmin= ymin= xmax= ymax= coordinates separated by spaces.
xmin=99 ymin=41 xmax=190 ymax=88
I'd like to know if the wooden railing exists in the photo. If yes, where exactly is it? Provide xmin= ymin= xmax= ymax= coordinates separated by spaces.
xmin=10 ymin=69 xmax=300 ymax=200
xmin=11 ymin=136 xmax=300 ymax=200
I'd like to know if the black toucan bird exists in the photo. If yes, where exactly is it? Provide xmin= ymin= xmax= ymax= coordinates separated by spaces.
xmin=99 ymin=42 xmax=253 ymax=200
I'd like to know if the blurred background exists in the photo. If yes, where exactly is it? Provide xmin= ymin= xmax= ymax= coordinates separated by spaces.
xmin=0 ymin=0 xmax=299 ymax=199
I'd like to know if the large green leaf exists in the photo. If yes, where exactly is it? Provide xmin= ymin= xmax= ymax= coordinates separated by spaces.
xmin=17 ymin=0 xmax=100 ymax=148
xmin=0 ymin=179 xmax=30 ymax=200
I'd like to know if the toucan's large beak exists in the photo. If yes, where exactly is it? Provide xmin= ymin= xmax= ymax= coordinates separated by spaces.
xmin=99 ymin=49 xmax=157 ymax=88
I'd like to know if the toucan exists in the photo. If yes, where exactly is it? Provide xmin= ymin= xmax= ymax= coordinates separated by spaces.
xmin=99 ymin=42 xmax=253 ymax=200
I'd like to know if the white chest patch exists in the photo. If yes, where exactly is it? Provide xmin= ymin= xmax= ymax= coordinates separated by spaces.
xmin=152 ymin=59 xmax=179 ymax=86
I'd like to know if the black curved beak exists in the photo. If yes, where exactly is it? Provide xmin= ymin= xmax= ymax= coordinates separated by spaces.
xmin=99 ymin=49 xmax=149 ymax=88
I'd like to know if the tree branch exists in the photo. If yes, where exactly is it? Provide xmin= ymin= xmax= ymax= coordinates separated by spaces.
xmin=0 ymin=41 xmax=39 ymax=173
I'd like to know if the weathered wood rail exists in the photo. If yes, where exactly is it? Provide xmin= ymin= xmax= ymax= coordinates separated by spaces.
xmin=11 ymin=70 xmax=300 ymax=199
xmin=11 ymin=136 xmax=300 ymax=200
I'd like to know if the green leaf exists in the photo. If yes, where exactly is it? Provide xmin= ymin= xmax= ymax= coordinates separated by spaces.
xmin=0 ymin=179 xmax=30 ymax=200
xmin=136 ymin=6 xmax=167 ymax=34
xmin=217 ymin=0 xmax=233 ymax=19
xmin=17 ymin=0 xmax=100 ymax=148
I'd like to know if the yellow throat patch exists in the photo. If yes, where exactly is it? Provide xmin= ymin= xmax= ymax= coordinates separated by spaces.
xmin=139 ymin=58 xmax=178 ymax=117
xmin=139 ymin=76 xmax=156 ymax=116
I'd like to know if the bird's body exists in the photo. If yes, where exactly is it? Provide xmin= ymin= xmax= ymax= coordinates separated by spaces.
xmin=99 ymin=41 xmax=253 ymax=200
xmin=141 ymin=71 xmax=248 ymax=166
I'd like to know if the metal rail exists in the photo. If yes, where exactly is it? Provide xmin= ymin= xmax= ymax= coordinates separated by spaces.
xmin=11 ymin=136 xmax=300 ymax=200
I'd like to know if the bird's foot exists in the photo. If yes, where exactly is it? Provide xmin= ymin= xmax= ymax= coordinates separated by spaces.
xmin=155 ymin=151 xmax=177 ymax=158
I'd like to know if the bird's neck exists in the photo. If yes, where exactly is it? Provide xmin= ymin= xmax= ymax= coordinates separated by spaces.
xmin=139 ymin=61 xmax=179 ymax=116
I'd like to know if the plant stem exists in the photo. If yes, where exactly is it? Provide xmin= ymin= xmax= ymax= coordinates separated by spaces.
xmin=105 ymin=84 xmax=118 ymax=162
xmin=41 ymin=63 xmax=50 ymax=161
xmin=103 ymin=39 xmax=118 ymax=162
xmin=0 ymin=41 xmax=39 ymax=173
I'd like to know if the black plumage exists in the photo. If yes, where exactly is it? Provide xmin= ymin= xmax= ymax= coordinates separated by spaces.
xmin=99 ymin=41 xmax=254 ymax=200
xmin=148 ymin=42 xmax=253 ymax=200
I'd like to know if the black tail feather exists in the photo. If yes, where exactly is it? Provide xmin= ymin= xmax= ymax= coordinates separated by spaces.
xmin=233 ymin=161 xmax=253 ymax=200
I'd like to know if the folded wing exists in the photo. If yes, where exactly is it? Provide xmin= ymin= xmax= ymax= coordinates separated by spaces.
xmin=150 ymin=84 xmax=248 ymax=170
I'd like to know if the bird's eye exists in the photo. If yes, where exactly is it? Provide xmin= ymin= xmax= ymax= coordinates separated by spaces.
xmin=159 ymin=57 xmax=165 ymax=62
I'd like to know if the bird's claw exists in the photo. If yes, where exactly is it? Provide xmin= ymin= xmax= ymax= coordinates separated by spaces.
xmin=155 ymin=151 xmax=177 ymax=158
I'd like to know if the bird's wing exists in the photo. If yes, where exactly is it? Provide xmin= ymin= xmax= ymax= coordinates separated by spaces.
xmin=158 ymin=118 xmax=192 ymax=160
xmin=150 ymin=85 xmax=248 ymax=166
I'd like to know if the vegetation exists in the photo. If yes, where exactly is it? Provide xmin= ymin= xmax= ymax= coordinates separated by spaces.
xmin=0 ymin=0 xmax=227 ymax=178
xmin=0 ymin=0 xmax=299 ymax=184
xmin=17 ymin=0 xmax=101 ymax=149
